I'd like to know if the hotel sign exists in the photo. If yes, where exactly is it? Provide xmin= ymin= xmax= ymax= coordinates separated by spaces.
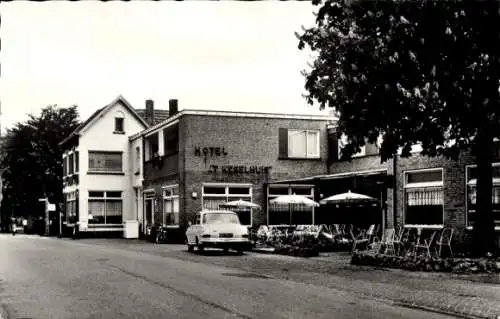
xmin=194 ymin=146 xmax=228 ymax=157
xmin=208 ymin=165 xmax=272 ymax=175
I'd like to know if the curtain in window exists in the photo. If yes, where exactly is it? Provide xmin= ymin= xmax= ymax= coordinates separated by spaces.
xmin=88 ymin=200 xmax=105 ymax=224
xmin=203 ymin=197 xmax=227 ymax=210
xmin=164 ymin=197 xmax=180 ymax=225
xmin=288 ymin=131 xmax=306 ymax=157
xmin=306 ymin=131 xmax=318 ymax=157
xmin=405 ymin=188 xmax=444 ymax=225
xmin=89 ymin=152 xmax=122 ymax=172
xmin=493 ymin=186 xmax=500 ymax=204
xmin=106 ymin=200 xmax=123 ymax=224
xmin=406 ymin=188 xmax=443 ymax=206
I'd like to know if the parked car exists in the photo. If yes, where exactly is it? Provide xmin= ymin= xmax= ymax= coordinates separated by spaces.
xmin=185 ymin=210 xmax=251 ymax=254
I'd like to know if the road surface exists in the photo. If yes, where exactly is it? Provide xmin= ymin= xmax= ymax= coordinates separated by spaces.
xmin=0 ymin=235 xmax=456 ymax=319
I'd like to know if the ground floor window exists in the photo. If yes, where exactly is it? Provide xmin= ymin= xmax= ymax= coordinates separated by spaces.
xmin=403 ymin=169 xmax=444 ymax=227
xmin=267 ymin=184 xmax=315 ymax=225
xmin=65 ymin=191 xmax=78 ymax=223
xmin=466 ymin=163 xmax=500 ymax=229
xmin=202 ymin=184 xmax=253 ymax=226
xmin=88 ymin=191 xmax=123 ymax=224
xmin=163 ymin=185 xmax=180 ymax=227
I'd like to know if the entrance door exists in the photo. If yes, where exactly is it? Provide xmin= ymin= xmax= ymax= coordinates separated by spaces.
xmin=143 ymin=198 xmax=154 ymax=235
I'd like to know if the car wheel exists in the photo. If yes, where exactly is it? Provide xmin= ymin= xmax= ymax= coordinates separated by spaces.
xmin=223 ymin=248 xmax=229 ymax=254
xmin=195 ymin=237 xmax=204 ymax=253
xmin=236 ymin=250 xmax=244 ymax=255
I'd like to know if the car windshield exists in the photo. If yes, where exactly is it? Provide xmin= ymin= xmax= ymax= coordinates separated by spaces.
xmin=203 ymin=213 xmax=240 ymax=224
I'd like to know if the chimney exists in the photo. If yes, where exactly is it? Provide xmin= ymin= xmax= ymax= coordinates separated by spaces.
xmin=169 ymin=99 xmax=178 ymax=117
xmin=145 ymin=99 xmax=154 ymax=125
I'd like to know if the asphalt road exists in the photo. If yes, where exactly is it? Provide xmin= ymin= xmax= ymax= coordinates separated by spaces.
xmin=0 ymin=235 xmax=456 ymax=319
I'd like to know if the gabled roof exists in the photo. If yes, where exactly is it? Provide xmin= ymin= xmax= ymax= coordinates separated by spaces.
xmin=59 ymin=95 xmax=149 ymax=147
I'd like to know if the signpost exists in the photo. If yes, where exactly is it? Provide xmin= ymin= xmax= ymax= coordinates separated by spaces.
xmin=38 ymin=198 xmax=57 ymax=236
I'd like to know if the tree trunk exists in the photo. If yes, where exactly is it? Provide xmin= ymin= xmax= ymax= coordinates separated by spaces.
xmin=471 ymin=127 xmax=496 ymax=257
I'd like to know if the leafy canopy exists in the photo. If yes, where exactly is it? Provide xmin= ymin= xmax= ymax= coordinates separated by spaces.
xmin=0 ymin=105 xmax=80 ymax=223
xmin=298 ymin=0 xmax=500 ymax=162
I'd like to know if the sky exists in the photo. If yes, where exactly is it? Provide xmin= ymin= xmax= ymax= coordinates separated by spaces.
xmin=0 ymin=1 xmax=328 ymax=134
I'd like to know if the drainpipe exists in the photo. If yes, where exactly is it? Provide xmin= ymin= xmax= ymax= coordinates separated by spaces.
xmin=392 ymin=154 xmax=397 ymax=228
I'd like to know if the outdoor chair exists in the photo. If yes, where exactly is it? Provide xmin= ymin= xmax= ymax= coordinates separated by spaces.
xmin=351 ymin=224 xmax=376 ymax=253
xmin=413 ymin=230 xmax=438 ymax=258
xmin=435 ymin=227 xmax=455 ymax=258
xmin=392 ymin=227 xmax=406 ymax=256
xmin=378 ymin=228 xmax=396 ymax=255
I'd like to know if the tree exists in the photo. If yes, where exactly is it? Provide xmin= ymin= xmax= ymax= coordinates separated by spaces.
xmin=297 ymin=0 xmax=500 ymax=256
xmin=0 ymin=105 xmax=79 ymax=227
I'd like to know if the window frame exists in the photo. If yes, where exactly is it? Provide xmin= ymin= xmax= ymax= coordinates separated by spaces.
xmin=135 ymin=146 xmax=141 ymax=174
xmin=201 ymin=183 xmax=253 ymax=227
xmin=87 ymin=190 xmax=123 ymax=225
xmin=287 ymin=129 xmax=320 ymax=159
xmin=162 ymin=185 xmax=180 ymax=228
xmin=65 ymin=191 xmax=77 ymax=224
xmin=465 ymin=162 xmax=500 ymax=231
xmin=68 ymin=152 xmax=75 ymax=175
xmin=62 ymin=154 xmax=68 ymax=176
xmin=74 ymin=151 xmax=79 ymax=173
xmin=88 ymin=151 xmax=123 ymax=174
xmin=114 ymin=117 xmax=125 ymax=133
xmin=403 ymin=168 xmax=444 ymax=229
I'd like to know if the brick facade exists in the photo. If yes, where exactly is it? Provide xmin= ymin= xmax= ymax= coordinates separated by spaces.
xmin=142 ymin=112 xmax=332 ymax=237
xmin=140 ymin=108 xmax=499 ymax=243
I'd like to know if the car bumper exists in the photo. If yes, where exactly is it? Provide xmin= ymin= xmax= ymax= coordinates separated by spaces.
xmin=199 ymin=238 xmax=252 ymax=250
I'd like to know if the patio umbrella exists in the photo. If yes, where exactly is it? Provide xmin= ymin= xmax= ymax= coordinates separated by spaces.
xmin=319 ymin=190 xmax=377 ymax=205
xmin=269 ymin=194 xmax=320 ymax=225
xmin=220 ymin=199 xmax=261 ymax=210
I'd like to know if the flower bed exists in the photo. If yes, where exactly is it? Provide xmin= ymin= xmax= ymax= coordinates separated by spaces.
xmin=351 ymin=251 xmax=500 ymax=273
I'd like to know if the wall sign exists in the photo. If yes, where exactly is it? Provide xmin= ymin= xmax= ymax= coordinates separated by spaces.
xmin=194 ymin=147 xmax=228 ymax=157
xmin=208 ymin=165 xmax=272 ymax=174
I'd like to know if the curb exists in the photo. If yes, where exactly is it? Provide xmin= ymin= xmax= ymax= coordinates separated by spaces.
xmin=251 ymin=248 xmax=275 ymax=254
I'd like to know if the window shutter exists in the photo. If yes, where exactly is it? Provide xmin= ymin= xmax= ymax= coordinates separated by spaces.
xmin=327 ymin=132 xmax=339 ymax=163
xmin=279 ymin=128 xmax=288 ymax=159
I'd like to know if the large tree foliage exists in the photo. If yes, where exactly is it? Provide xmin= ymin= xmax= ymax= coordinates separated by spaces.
xmin=0 ymin=105 xmax=79 ymax=226
xmin=298 ymin=0 xmax=500 ymax=256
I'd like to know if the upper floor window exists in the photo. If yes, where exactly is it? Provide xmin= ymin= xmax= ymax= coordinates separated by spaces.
xmin=337 ymin=133 xmax=380 ymax=159
xmin=63 ymin=156 xmax=68 ymax=176
xmin=68 ymin=153 xmax=74 ymax=175
xmin=135 ymin=146 xmax=141 ymax=174
xmin=404 ymin=168 xmax=444 ymax=227
xmin=114 ymin=118 xmax=124 ymax=133
xmin=75 ymin=151 xmax=79 ymax=173
xmin=88 ymin=151 xmax=123 ymax=173
xmin=279 ymin=128 xmax=320 ymax=159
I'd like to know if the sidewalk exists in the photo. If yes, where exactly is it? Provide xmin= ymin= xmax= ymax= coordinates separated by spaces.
xmin=63 ymin=237 xmax=500 ymax=319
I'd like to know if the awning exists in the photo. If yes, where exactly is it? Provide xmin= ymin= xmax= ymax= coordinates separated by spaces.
xmin=269 ymin=168 xmax=388 ymax=185
xmin=319 ymin=169 xmax=388 ymax=180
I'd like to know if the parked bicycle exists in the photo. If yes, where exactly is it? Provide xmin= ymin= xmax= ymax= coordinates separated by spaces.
xmin=150 ymin=224 xmax=168 ymax=244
